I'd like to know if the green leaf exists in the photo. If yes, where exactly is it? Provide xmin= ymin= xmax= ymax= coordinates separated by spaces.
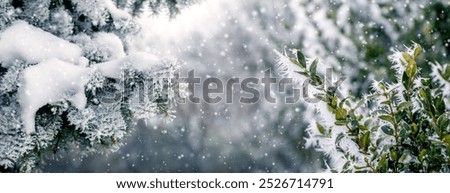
xmin=442 ymin=134 xmax=450 ymax=145
xmin=379 ymin=115 xmax=395 ymax=125
xmin=446 ymin=65 xmax=450 ymax=80
xmin=311 ymin=74 xmax=323 ymax=86
xmin=335 ymin=120 xmax=350 ymax=126
xmin=381 ymin=125 xmax=394 ymax=136
xmin=295 ymin=71 xmax=309 ymax=76
xmin=290 ymin=58 xmax=300 ymax=66
xmin=419 ymin=88 xmax=427 ymax=99
xmin=419 ymin=88 xmax=432 ymax=110
xmin=316 ymin=122 xmax=325 ymax=135
xmin=360 ymin=132 xmax=371 ymax=151
xmin=437 ymin=113 xmax=450 ymax=132
xmin=348 ymin=111 xmax=357 ymax=120
xmin=437 ymin=68 xmax=447 ymax=80
xmin=335 ymin=133 xmax=345 ymax=145
xmin=376 ymin=154 xmax=387 ymax=171
xmin=399 ymin=151 xmax=411 ymax=162
xmin=358 ymin=124 xmax=367 ymax=131
xmin=402 ymin=52 xmax=417 ymax=78
xmin=310 ymin=58 xmax=318 ymax=74
xmin=402 ymin=52 xmax=414 ymax=65
xmin=380 ymin=100 xmax=391 ymax=106
xmin=331 ymin=96 xmax=338 ymax=109
xmin=405 ymin=60 xmax=417 ymax=78
xmin=434 ymin=94 xmax=446 ymax=114
xmin=414 ymin=45 xmax=422 ymax=58
xmin=342 ymin=161 xmax=350 ymax=170
xmin=296 ymin=50 xmax=307 ymax=68
xmin=419 ymin=149 xmax=427 ymax=162
xmin=400 ymin=121 xmax=410 ymax=129
xmin=439 ymin=65 xmax=450 ymax=81
xmin=390 ymin=149 xmax=398 ymax=161
xmin=404 ymin=125 xmax=414 ymax=136
xmin=421 ymin=78 xmax=430 ymax=86
xmin=397 ymin=101 xmax=412 ymax=111
xmin=335 ymin=108 xmax=347 ymax=120
xmin=402 ymin=71 xmax=409 ymax=89
xmin=364 ymin=119 xmax=372 ymax=128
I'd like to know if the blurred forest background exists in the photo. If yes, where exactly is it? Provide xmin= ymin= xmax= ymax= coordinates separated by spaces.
xmin=43 ymin=0 xmax=449 ymax=172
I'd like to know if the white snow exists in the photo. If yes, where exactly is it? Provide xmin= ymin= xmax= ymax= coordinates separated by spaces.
xmin=104 ymin=0 xmax=131 ymax=20
xmin=103 ymin=0 xmax=132 ymax=29
xmin=432 ymin=63 xmax=450 ymax=97
xmin=0 ymin=21 xmax=83 ymax=67
xmin=17 ymin=50 xmax=162 ymax=133
xmin=0 ymin=20 xmax=165 ymax=134
xmin=92 ymin=32 xmax=126 ymax=60
xmin=96 ymin=52 xmax=162 ymax=78
xmin=19 ymin=58 xmax=91 ymax=134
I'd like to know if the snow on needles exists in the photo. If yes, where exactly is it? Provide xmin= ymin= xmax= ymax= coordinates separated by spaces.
xmin=19 ymin=59 xmax=90 ymax=133
xmin=103 ymin=0 xmax=132 ymax=29
xmin=0 ymin=21 xmax=83 ymax=67
xmin=0 ymin=21 xmax=165 ymax=134
xmin=92 ymin=32 xmax=126 ymax=61
xmin=96 ymin=52 xmax=163 ymax=78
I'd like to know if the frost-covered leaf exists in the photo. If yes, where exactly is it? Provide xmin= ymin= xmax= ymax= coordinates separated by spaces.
xmin=309 ymin=58 xmax=318 ymax=74
xmin=380 ymin=100 xmax=391 ymax=106
xmin=397 ymin=101 xmax=412 ymax=111
xmin=402 ymin=52 xmax=414 ymax=66
xmin=381 ymin=125 xmax=394 ymax=136
xmin=414 ymin=45 xmax=422 ymax=58
xmin=359 ymin=132 xmax=371 ymax=151
xmin=316 ymin=122 xmax=325 ymax=135
xmin=379 ymin=115 xmax=395 ymax=126
xmin=376 ymin=154 xmax=387 ymax=171
xmin=437 ymin=65 xmax=450 ymax=81
xmin=331 ymin=96 xmax=338 ymax=109
xmin=335 ymin=108 xmax=347 ymax=120
xmin=406 ymin=60 xmax=417 ymax=78
xmin=437 ymin=113 xmax=450 ymax=132
xmin=296 ymin=50 xmax=306 ymax=69
xmin=335 ymin=120 xmax=350 ymax=126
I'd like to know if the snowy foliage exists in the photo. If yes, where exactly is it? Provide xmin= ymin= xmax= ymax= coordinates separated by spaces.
xmin=281 ymin=0 xmax=450 ymax=95
xmin=1 ymin=0 xmax=447 ymax=173
xmin=19 ymin=57 xmax=90 ymax=133
xmin=277 ymin=45 xmax=450 ymax=172
xmin=432 ymin=63 xmax=450 ymax=98
xmin=0 ymin=21 xmax=83 ymax=66
xmin=55 ymin=0 xmax=450 ymax=173
xmin=0 ymin=0 xmax=190 ymax=172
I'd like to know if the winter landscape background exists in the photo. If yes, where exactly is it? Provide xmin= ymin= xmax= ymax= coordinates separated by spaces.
xmin=1 ymin=0 xmax=449 ymax=172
